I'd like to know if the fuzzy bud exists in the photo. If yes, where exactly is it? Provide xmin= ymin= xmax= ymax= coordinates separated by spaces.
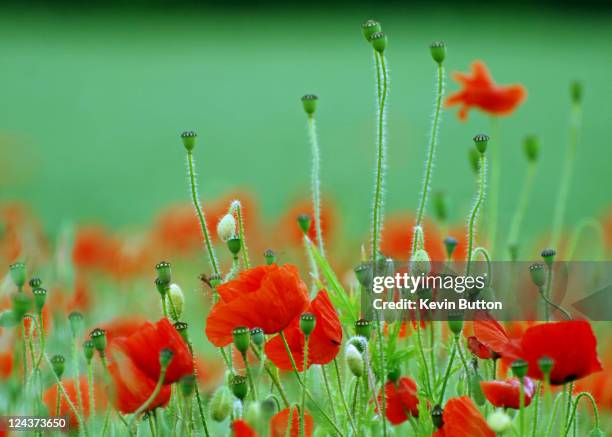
xmin=261 ymin=396 xmax=277 ymax=418
xmin=410 ymin=248 xmax=431 ymax=277
xmin=11 ymin=292 xmax=31 ymax=320
xmin=264 ymin=249 xmax=276 ymax=265
xmin=167 ymin=283 xmax=185 ymax=320
xmin=523 ymin=135 xmax=539 ymax=162
xmin=233 ymin=326 xmax=250 ymax=354
xmin=90 ymin=328 xmax=107 ymax=353
xmin=68 ymin=311 xmax=84 ymax=337
xmin=227 ymin=237 xmax=242 ymax=256
xmin=345 ymin=344 xmax=364 ymax=377
xmin=443 ymin=237 xmax=458 ymax=260
xmin=301 ymin=94 xmax=318 ymax=115
xmin=347 ymin=336 xmax=368 ymax=354
xmin=511 ymin=359 xmax=528 ymax=378
xmin=174 ymin=321 xmax=190 ymax=343
xmin=529 ymin=263 xmax=546 ymax=288
xmin=354 ymin=319 xmax=372 ymax=339
xmin=83 ymin=340 xmax=95 ymax=362
xmin=487 ymin=410 xmax=512 ymax=433
xmin=210 ymin=386 xmax=233 ymax=422
xmin=473 ymin=134 xmax=489 ymax=154
xmin=51 ymin=354 xmax=66 ymax=379
xmin=29 ymin=277 xmax=42 ymax=289
xmin=300 ymin=313 xmax=316 ymax=337
xmin=155 ymin=261 xmax=172 ymax=284
xmin=369 ymin=31 xmax=387 ymax=53
xmin=250 ymin=327 xmax=265 ymax=347
xmin=217 ymin=214 xmax=237 ymax=242
xmin=9 ymin=262 xmax=26 ymax=289
xmin=33 ymin=288 xmax=47 ymax=313
xmin=180 ymin=131 xmax=197 ymax=152
xmin=430 ymin=40 xmax=446 ymax=64
xmin=230 ymin=375 xmax=249 ymax=400
xmin=297 ymin=214 xmax=311 ymax=235
xmin=361 ymin=19 xmax=382 ymax=42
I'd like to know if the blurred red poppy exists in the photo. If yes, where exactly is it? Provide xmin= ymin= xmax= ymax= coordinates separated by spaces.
xmin=232 ymin=419 xmax=258 ymax=437
xmin=480 ymin=377 xmax=536 ymax=409
xmin=0 ymin=350 xmax=13 ymax=379
xmin=43 ymin=376 xmax=106 ymax=428
xmin=432 ymin=396 xmax=494 ymax=437
xmin=264 ymin=290 xmax=342 ymax=371
xmin=73 ymin=226 xmax=119 ymax=271
xmin=112 ymin=318 xmax=193 ymax=384
xmin=380 ymin=213 xmax=446 ymax=261
xmin=270 ymin=406 xmax=313 ymax=437
xmin=377 ymin=376 xmax=419 ymax=425
xmin=205 ymin=264 xmax=309 ymax=347
xmin=446 ymin=60 xmax=527 ymax=121
xmin=101 ymin=316 xmax=148 ymax=344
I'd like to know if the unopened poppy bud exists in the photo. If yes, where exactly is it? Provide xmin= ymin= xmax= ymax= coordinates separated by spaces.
xmin=51 ymin=354 xmax=65 ymax=379
xmin=430 ymin=40 xmax=446 ymax=64
xmin=174 ymin=321 xmax=190 ymax=343
xmin=487 ymin=410 xmax=512 ymax=433
xmin=570 ymin=81 xmax=582 ymax=104
xmin=538 ymin=355 xmax=554 ymax=376
xmin=468 ymin=148 xmax=480 ymax=174
xmin=301 ymin=94 xmax=318 ymax=115
xmin=369 ymin=31 xmax=387 ymax=53
xmin=523 ymin=135 xmax=539 ymax=162
xmin=300 ymin=313 xmax=316 ymax=337
xmin=345 ymin=344 xmax=363 ymax=377
xmin=155 ymin=278 xmax=169 ymax=296
xmin=180 ymin=374 xmax=196 ymax=398
xmin=167 ymin=283 xmax=185 ymax=319
xmin=227 ymin=237 xmax=242 ymax=256
xmin=541 ymin=248 xmax=556 ymax=268
xmin=347 ymin=336 xmax=368 ymax=354
xmin=529 ymin=263 xmax=546 ymax=288
xmin=29 ymin=277 xmax=42 ymax=289
xmin=250 ymin=327 xmax=265 ymax=347
xmin=264 ymin=249 xmax=276 ymax=265
xmin=447 ymin=311 xmax=464 ymax=336
xmin=431 ymin=404 xmax=444 ymax=429
xmin=83 ymin=340 xmax=95 ymax=362
xmin=361 ymin=19 xmax=381 ymax=42
xmin=217 ymin=214 xmax=237 ymax=242
xmin=473 ymin=134 xmax=489 ymax=154
xmin=261 ymin=396 xmax=277 ymax=418
xmin=230 ymin=375 xmax=249 ymax=400
xmin=209 ymin=273 xmax=222 ymax=289
xmin=354 ymin=263 xmax=372 ymax=287
xmin=180 ymin=130 xmax=197 ymax=152
xmin=443 ymin=237 xmax=458 ymax=259
xmin=11 ymin=292 xmax=31 ymax=320
xmin=68 ymin=311 xmax=84 ymax=336
xmin=433 ymin=191 xmax=448 ymax=222
xmin=297 ymin=214 xmax=311 ymax=234
xmin=155 ymin=261 xmax=172 ymax=284
xmin=511 ymin=359 xmax=528 ymax=378
xmin=387 ymin=366 xmax=400 ymax=383
xmin=159 ymin=347 xmax=174 ymax=369
xmin=90 ymin=328 xmax=107 ymax=353
xmin=210 ymin=386 xmax=233 ymax=422
xmin=354 ymin=319 xmax=372 ymax=339
xmin=33 ymin=288 xmax=47 ymax=312
xmin=410 ymin=249 xmax=431 ymax=276
xmin=233 ymin=326 xmax=250 ymax=354
xmin=9 ymin=262 xmax=26 ymax=289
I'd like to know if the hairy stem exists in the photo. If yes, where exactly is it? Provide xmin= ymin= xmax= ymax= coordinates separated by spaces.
xmin=231 ymin=200 xmax=251 ymax=268
xmin=466 ymin=153 xmax=487 ymax=276
xmin=307 ymin=115 xmax=325 ymax=257
xmin=507 ymin=163 xmax=536 ymax=260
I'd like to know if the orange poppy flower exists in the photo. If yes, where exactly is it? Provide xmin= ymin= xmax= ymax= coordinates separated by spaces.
xmin=380 ymin=213 xmax=446 ymax=261
xmin=205 ymin=264 xmax=309 ymax=347
xmin=232 ymin=419 xmax=258 ymax=437
xmin=377 ymin=376 xmax=419 ymax=425
xmin=43 ymin=376 xmax=106 ymax=428
xmin=277 ymin=197 xmax=337 ymax=248
xmin=432 ymin=396 xmax=494 ymax=437
xmin=446 ymin=61 xmax=526 ymax=121
xmin=264 ymin=290 xmax=342 ymax=371
xmin=112 ymin=318 xmax=193 ymax=384
xmin=480 ymin=377 xmax=536 ymax=409
xmin=270 ymin=406 xmax=313 ymax=437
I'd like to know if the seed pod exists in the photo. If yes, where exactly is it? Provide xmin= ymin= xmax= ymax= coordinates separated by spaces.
xmin=33 ymin=288 xmax=47 ymax=313
xmin=230 ymin=375 xmax=249 ymax=401
xmin=210 ymin=386 xmax=233 ymax=422
xmin=90 ymin=328 xmax=107 ymax=353
xmin=354 ymin=319 xmax=372 ymax=339
xmin=487 ymin=410 xmax=512 ymax=433
xmin=538 ymin=355 xmax=554 ymax=377
xmin=180 ymin=374 xmax=196 ymax=398
xmin=209 ymin=274 xmax=222 ymax=289
xmin=541 ymin=248 xmax=556 ymax=268
xmin=180 ymin=131 xmax=197 ymax=152
xmin=297 ymin=214 xmax=311 ymax=235
xmin=447 ymin=311 xmax=464 ymax=336
xmin=11 ymin=292 xmax=31 ymax=320
xmin=410 ymin=248 xmax=431 ymax=277
xmin=159 ymin=348 xmax=174 ymax=368
xmin=9 ymin=262 xmax=26 ymax=289
xmin=68 ymin=311 xmax=84 ymax=337
xmin=51 ymin=354 xmax=66 ymax=379
xmin=431 ymin=404 xmax=444 ymax=429
xmin=264 ymin=249 xmax=276 ymax=265
xmin=232 ymin=326 xmax=250 ymax=354
xmin=473 ymin=134 xmax=489 ymax=154
xmin=345 ymin=344 xmax=364 ymax=377
xmin=217 ymin=214 xmax=237 ymax=242
xmin=174 ymin=321 xmax=190 ymax=343
xmin=155 ymin=261 xmax=172 ymax=285
xmin=301 ymin=94 xmax=318 ymax=115
xmin=167 ymin=283 xmax=185 ymax=319
xmin=361 ymin=19 xmax=381 ymax=42
xmin=250 ymin=327 xmax=265 ymax=347
xmin=443 ymin=237 xmax=458 ymax=260
xmin=300 ymin=313 xmax=316 ymax=337
xmin=529 ymin=263 xmax=546 ymax=288
xmin=523 ymin=135 xmax=539 ymax=162
xmin=227 ymin=237 xmax=242 ymax=256
xmin=83 ymin=340 xmax=95 ymax=362
xmin=369 ymin=31 xmax=387 ymax=53
xmin=430 ymin=40 xmax=446 ymax=64
xmin=511 ymin=359 xmax=528 ymax=378
xmin=29 ymin=277 xmax=42 ymax=289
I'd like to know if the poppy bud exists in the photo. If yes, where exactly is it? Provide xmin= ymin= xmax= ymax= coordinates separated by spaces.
xmin=345 ymin=344 xmax=364 ymax=377
xmin=167 ymin=283 xmax=185 ymax=319
xmin=410 ymin=248 xmax=431 ymax=277
xmin=297 ymin=214 xmax=311 ymax=235
xmin=51 ymin=354 xmax=65 ymax=379
xmin=90 ymin=328 xmax=107 ymax=354
xmin=208 ymin=385 xmax=232 ymax=421
xmin=433 ymin=191 xmax=448 ymax=222
xmin=159 ymin=348 xmax=174 ymax=369
xmin=362 ymin=19 xmax=382 ymax=42
xmin=511 ymin=359 xmax=528 ymax=378
xmin=33 ymin=288 xmax=47 ymax=313
xmin=540 ymin=248 xmax=556 ymax=268
xmin=473 ymin=134 xmax=489 ymax=154
xmin=174 ymin=321 xmax=190 ymax=343
xmin=523 ymin=135 xmax=539 ymax=162
xmin=301 ymin=94 xmax=318 ymax=115
xmin=68 ymin=311 xmax=84 ymax=337
xmin=538 ymin=355 xmax=554 ymax=377
xmin=570 ymin=81 xmax=582 ymax=105
xmin=250 ymin=327 xmax=265 ymax=347
xmin=369 ymin=31 xmax=387 ymax=53
xmin=155 ymin=278 xmax=169 ymax=296
xmin=430 ymin=40 xmax=446 ymax=64
xmin=447 ymin=311 xmax=464 ymax=336
xmin=387 ymin=366 xmax=400 ymax=383
xmin=227 ymin=237 xmax=242 ymax=256
xmin=9 ymin=262 xmax=26 ymax=289
xmin=180 ymin=374 xmax=196 ymax=398
xmin=155 ymin=261 xmax=172 ymax=285
xmin=354 ymin=263 xmax=372 ymax=287
xmin=11 ymin=292 xmax=31 ymax=320
xmin=487 ymin=410 xmax=512 ymax=433
xmin=83 ymin=340 xmax=95 ymax=362
xmin=261 ymin=396 xmax=277 ymax=418
xmin=347 ymin=336 xmax=368 ymax=354
xmin=217 ymin=214 xmax=237 ymax=242
xmin=300 ymin=313 xmax=316 ymax=337
xmin=230 ymin=375 xmax=249 ymax=400
xmin=180 ymin=131 xmax=197 ymax=152
xmin=233 ymin=326 xmax=250 ymax=354
xmin=431 ymin=404 xmax=444 ymax=429
xmin=29 ymin=277 xmax=42 ymax=289
xmin=354 ymin=319 xmax=372 ymax=339
xmin=264 ymin=249 xmax=276 ymax=265
xmin=209 ymin=274 xmax=222 ymax=289
xmin=443 ymin=237 xmax=458 ymax=259
xmin=468 ymin=148 xmax=481 ymax=174
xmin=529 ymin=263 xmax=546 ymax=288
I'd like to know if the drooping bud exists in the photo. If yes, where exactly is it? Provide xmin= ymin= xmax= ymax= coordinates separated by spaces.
xmin=468 ymin=148 xmax=481 ymax=174
xmin=361 ymin=19 xmax=382 ymax=42
xmin=90 ymin=328 xmax=107 ymax=354
xmin=538 ymin=355 xmax=554 ymax=377
xmin=29 ymin=277 xmax=42 ymax=289
xmin=430 ymin=41 xmax=446 ymax=64
xmin=443 ymin=237 xmax=458 ymax=260
xmin=227 ymin=237 xmax=242 ymax=256
xmin=250 ymin=327 xmax=265 ymax=347
xmin=174 ymin=321 xmax=190 ymax=343
xmin=570 ymin=80 xmax=582 ymax=105
xmin=529 ymin=263 xmax=546 ymax=288
xmin=511 ymin=359 xmax=528 ymax=379
xmin=210 ymin=386 xmax=233 ymax=422
xmin=180 ymin=131 xmax=197 ymax=152
xmin=345 ymin=344 xmax=364 ymax=377
xmin=299 ymin=313 xmax=316 ymax=337
xmin=354 ymin=319 xmax=372 ymax=339
xmin=297 ymin=214 xmax=311 ymax=235
xmin=369 ymin=31 xmax=387 ymax=53
xmin=83 ymin=340 xmax=95 ymax=362
xmin=473 ymin=134 xmax=489 ymax=154
xmin=347 ymin=336 xmax=368 ymax=354
xmin=179 ymin=374 xmax=196 ymax=398
xmin=68 ymin=311 xmax=84 ymax=337
xmin=233 ymin=326 xmax=250 ymax=354
xmin=217 ymin=214 xmax=237 ymax=242
xmin=410 ymin=248 xmax=431 ymax=276
xmin=301 ymin=94 xmax=318 ymax=115
xmin=11 ymin=292 xmax=31 ymax=320
xmin=264 ymin=249 xmax=276 ymax=265
xmin=487 ymin=409 xmax=512 ymax=433
xmin=433 ymin=191 xmax=448 ymax=222
xmin=33 ymin=288 xmax=47 ymax=312
xmin=167 ymin=283 xmax=185 ymax=319
xmin=230 ymin=375 xmax=249 ymax=400
xmin=9 ymin=262 xmax=26 ymax=289
xmin=159 ymin=348 xmax=174 ymax=369
xmin=51 ymin=354 xmax=66 ymax=379
xmin=431 ymin=404 xmax=444 ymax=429
xmin=155 ymin=261 xmax=172 ymax=284
xmin=155 ymin=278 xmax=169 ymax=296
xmin=523 ymin=135 xmax=539 ymax=162
xmin=541 ymin=248 xmax=556 ymax=268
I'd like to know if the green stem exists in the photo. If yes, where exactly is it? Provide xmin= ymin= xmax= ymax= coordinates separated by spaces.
xmin=333 ymin=358 xmax=357 ymax=436
xmin=466 ymin=153 xmax=487 ymax=276
xmin=456 ymin=336 xmax=470 ymax=382
xmin=55 ymin=383 xmax=61 ymax=416
xmin=72 ymin=336 xmax=86 ymax=426
xmin=566 ymin=218 xmax=605 ymax=261
xmin=231 ymin=201 xmax=251 ymax=268
xmin=127 ymin=366 xmax=169 ymax=430
xmin=320 ymin=365 xmax=337 ymax=422
xmin=186 ymin=341 xmax=210 ymax=437
xmin=414 ymin=319 xmax=433 ymax=399
xmin=87 ymin=361 xmax=95 ymax=418
xmin=531 ymin=381 xmax=542 ymax=437
xmin=544 ymin=393 xmax=564 ymax=437
xmin=375 ymin=320 xmax=388 ymax=437
xmin=507 ymin=163 xmax=536 ymax=260
xmin=437 ymin=339 xmax=457 ymax=405
xmin=487 ymin=116 xmax=500 ymax=255
xmin=563 ymin=383 xmax=574 ymax=432
xmin=242 ymin=351 xmax=258 ymax=402
xmin=538 ymin=286 xmax=572 ymax=321
xmin=148 ymin=414 xmax=157 ymax=437
xmin=563 ymin=392 xmax=600 ymax=436
xmin=307 ymin=114 xmax=325 ymax=257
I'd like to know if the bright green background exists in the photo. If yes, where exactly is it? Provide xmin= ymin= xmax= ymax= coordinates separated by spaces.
xmin=1 ymin=8 xmax=611 ymax=245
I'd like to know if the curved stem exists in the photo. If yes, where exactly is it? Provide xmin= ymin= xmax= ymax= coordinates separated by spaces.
xmin=307 ymin=115 xmax=325 ymax=257
xmin=538 ymin=286 xmax=572 ymax=320
xmin=466 ymin=154 xmax=487 ymax=276
xmin=566 ymin=218 xmax=605 ymax=261
xmin=438 ymin=339 xmax=457 ymax=405
xmin=563 ymin=392 xmax=600 ymax=436
xmin=471 ymin=247 xmax=492 ymax=285
xmin=127 ymin=366 xmax=169 ymax=430
xmin=507 ymin=163 xmax=536 ymax=260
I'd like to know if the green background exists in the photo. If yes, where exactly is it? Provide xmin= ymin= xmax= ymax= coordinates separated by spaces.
xmin=1 ymin=7 xmax=611 ymax=245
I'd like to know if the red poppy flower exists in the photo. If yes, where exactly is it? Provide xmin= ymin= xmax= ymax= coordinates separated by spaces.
xmin=480 ymin=377 xmax=536 ymax=409
xmin=72 ymin=226 xmax=119 ymax=271
xmin=446 ymin=61 xmax=527 ymax=121
xmin=467 ymin=336 xmax=493 ymax=360
xmin=377 ymin=376 xmax=419 ymax=425
xmin=101 ymin=316 xmax=148 ymax=344
xmin=270 ymin=406 xmax=313 ymax=437
xmin=277 ymin=197 xmax=337 ymax=248
xmin=112 ymin=318 xmax=193 ymax=384
xmin=380 ymin=213 xmax=446 ymax=261
xmin=0 ymin=350 xmax=13 ymax=379
xmin=43 ymin=376 xmax=107 ymax=428
xmin=232 ymin=419 xmax=258 ymax=437
xmin=264 ymin=290 xmax=342 ymax=371
xmin=206 ymin=264 xmax=309 ymax=347
xmin=432 ymin=396 xmax=494 ymax=437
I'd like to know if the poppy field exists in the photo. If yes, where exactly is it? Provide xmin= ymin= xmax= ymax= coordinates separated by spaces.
xmin=1 ymin=8 xmax=612 ymax=437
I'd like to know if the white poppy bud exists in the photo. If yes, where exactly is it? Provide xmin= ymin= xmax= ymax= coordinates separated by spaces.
xmin=345 ymin=344 xmax=364 ymax=377
xmin=217 ymin=214 xmax=237 ymax=242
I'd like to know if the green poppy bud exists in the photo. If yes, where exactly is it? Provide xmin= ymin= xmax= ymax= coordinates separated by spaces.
xmin=155 ymin=278 xmax=169 ymax=296
xmin=210 ymin=386 xmax=233 ymax=422
xmin=90 ymin=328 xmax=107 ymax=354
xmin=29 ymin=277 xmax=42 ymax=289
xmin=155 ymin=261 xmax=172 ymax=285
xmin=159 ymin=348 xmax=174 ymax=369
xmin=68 ymin=311 xmax=84 ymax=337
xmin=511 ymin=359 xmax=528 ymax=378
xmin=51 ymin=354 xmax=66 ymax=379
xmin=179 ymin=374 xmax=196 ymax=398
xmin=11 ymin=292 xmax=31 ymax=320
xmin=345 ymin=344 xmax=364 ymax=377
xmin=233 ymin=326 xmax=250 ymax=354
xmin=209 ymin=274 xmax=222 ymax=289
xmin=227 ymin=237 xmax=242 ymax=256
xmin=9 ymin=262 xmax=26 ymax=289
xmin=529 ymin=263 xmax=546 ymax=288
xmin=361 ymin=19 xmax=382 ymax=42
xmin=230 ymin=375 xmax=249 ymax=400
xmin=431 ymin=404 xmax=444 ymax=429
xmin=410 ymin=248 xmax=431 ymax=277
xmin=354 ymin=263 xmax=371 ymax=287
xmin=217 ymin=214 xmax=237 ymax=242
xmin=167 ymin=283 xmax=185 ymax=320
xmin=433 ymin=191 xmax=448 ymax=222
xmin=299 ymin=313 xmax=316 ymax=337
xmin=369 ymin=31 xmax=387 ymax=53
xmin=180 ymin=131 xmax=197 ymax=152
xmin=261 ymin=396 xmax=277 ymax=418
xmin=447 ymin=311 xmax=464 ymax=336
xmin=540 ymin=248 xmax=556 ymax=268
xmin=174 ymin=321 xmax=190 ymax=343
xmin=468 ymin=148 xmax=481 ymax=174
xmin=354 ymin=319 xmax=372 ymax=339
xmin=443 ymin=237 xmax=458 ymax=260
xmin=301 ymin=94 xmax=318 ymax=115
xmin=487 ymin=410 xmax=512 ymax=433
xmin=33 ymin=288 xmax=47 ymax=313
xmin=264 ymin=249 xmax=276 ymax=265
xmin=297 ymin=214 xmax=311 ymax=235
xmin=430 ymin=40 xmax=446 ymax=64
xmin=570 ymin=81 xmax=582 ymax=105
xmin=473 ymin=134 xmax=489 ymax=154
xmin=250 ymin=327 xmax=265 ymax=347
xmin=387 ymin=366 xmax=400 ymax=383
xmin=523 ymin=135 xmax=539 ymax=162
xmin=538 ymin=355 xmax=554 ymax=377
xmin=83 ymin=340 xmax=95 ymax=362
